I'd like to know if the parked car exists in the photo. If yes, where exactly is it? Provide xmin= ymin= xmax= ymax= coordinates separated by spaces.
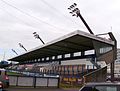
xmin=0 ymin=69 xmax=9 ymax=88
xmin=79 ymin=82 xmax=120 ymax=91
xmin=0 ymin=81 xmax=3 ymax=91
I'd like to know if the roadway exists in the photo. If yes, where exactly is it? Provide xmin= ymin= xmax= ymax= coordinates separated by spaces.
xmin=4 ymin=87 xmax=79 ymax=91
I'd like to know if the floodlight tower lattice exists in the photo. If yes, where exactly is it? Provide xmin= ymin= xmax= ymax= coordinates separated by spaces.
xmin=33 ymin=32 xmax=45 ymax=44
xmin=68 ymin=3 xmax=94 ymax=35
xmin=19 ymin=43 xmax=27 ymax=52
xmin=11 ymin=49 xmax=18 ymax=55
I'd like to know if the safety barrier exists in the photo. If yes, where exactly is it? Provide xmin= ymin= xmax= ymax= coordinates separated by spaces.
xmin=83 ymin=66 xmax=107 ymax=83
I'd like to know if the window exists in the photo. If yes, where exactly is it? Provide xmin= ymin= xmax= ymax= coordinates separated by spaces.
xmin=81 ymin=87 xmax=92 ymax=91
xmin=96 ymin=86 xmax=117 ymax=91
xmin=80 ymin=85 xmax=119 ymax=91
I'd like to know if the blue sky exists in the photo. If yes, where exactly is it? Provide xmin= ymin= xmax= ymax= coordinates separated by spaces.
xmin=0 ymin=0 xmax=120 ymax=61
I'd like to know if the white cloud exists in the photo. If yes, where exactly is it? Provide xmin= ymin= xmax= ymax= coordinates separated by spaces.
xmin=0 ymin=0 xmax=120 ymax=60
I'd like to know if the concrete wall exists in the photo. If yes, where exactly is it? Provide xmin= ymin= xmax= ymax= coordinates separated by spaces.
xmin=17 ymin=77 xmax=33 ymax=86
xmin=8 ymin=75 xmax=59 ymax=88
xmin=36 ymin=78 xmax=47 ymax=86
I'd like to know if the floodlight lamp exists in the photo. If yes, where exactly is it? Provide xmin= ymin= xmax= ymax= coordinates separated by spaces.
xmin=33 ymin=32 xmax=36 ymax=34
xmin=72 ymin=14 xmax=76 ymax=16
xmin=70 ymin=5 xmax=74 ymax=9
xmin=68 ymin=8 xmax=71 ymax=10
xmin=69 ymin=12 xmax=73 ymax=14
xmin=74 ymin=3 xmax=77 ymax=6
xmin=72 ymin=9 xmax=76 ymax=12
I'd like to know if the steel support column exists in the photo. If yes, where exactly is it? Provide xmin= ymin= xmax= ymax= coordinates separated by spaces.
xmin=109 ymin=32 xmax=117 ymax=82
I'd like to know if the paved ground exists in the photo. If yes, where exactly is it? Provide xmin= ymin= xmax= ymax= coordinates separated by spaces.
xmin=4 ymin=87 xmax=79 ymax=91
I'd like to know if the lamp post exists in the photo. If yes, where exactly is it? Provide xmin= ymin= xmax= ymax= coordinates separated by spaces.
xmin=33 ymin=32 xmax=45 ymax=44
xmin=68 ymin=3 xmax=94 ymax=35
xmin=19 ymin=43 xmax=27 ymax=52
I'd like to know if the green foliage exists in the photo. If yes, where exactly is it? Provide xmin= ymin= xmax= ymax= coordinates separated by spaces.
xmin=7 ymin=72 xmax=22 ymax=76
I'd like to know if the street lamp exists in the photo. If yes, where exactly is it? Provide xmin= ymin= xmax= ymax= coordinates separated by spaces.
xmin=68 ymin=3 xmax=94 ymax=35
xmin=33 ymin=32 xmax=45 ymax=44
xmin=19 ymin=43 xmax=27 ymax=52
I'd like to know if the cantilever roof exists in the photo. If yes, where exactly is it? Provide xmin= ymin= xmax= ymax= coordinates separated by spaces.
xmin=9 ymin=30 xmax=114 ymax=62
